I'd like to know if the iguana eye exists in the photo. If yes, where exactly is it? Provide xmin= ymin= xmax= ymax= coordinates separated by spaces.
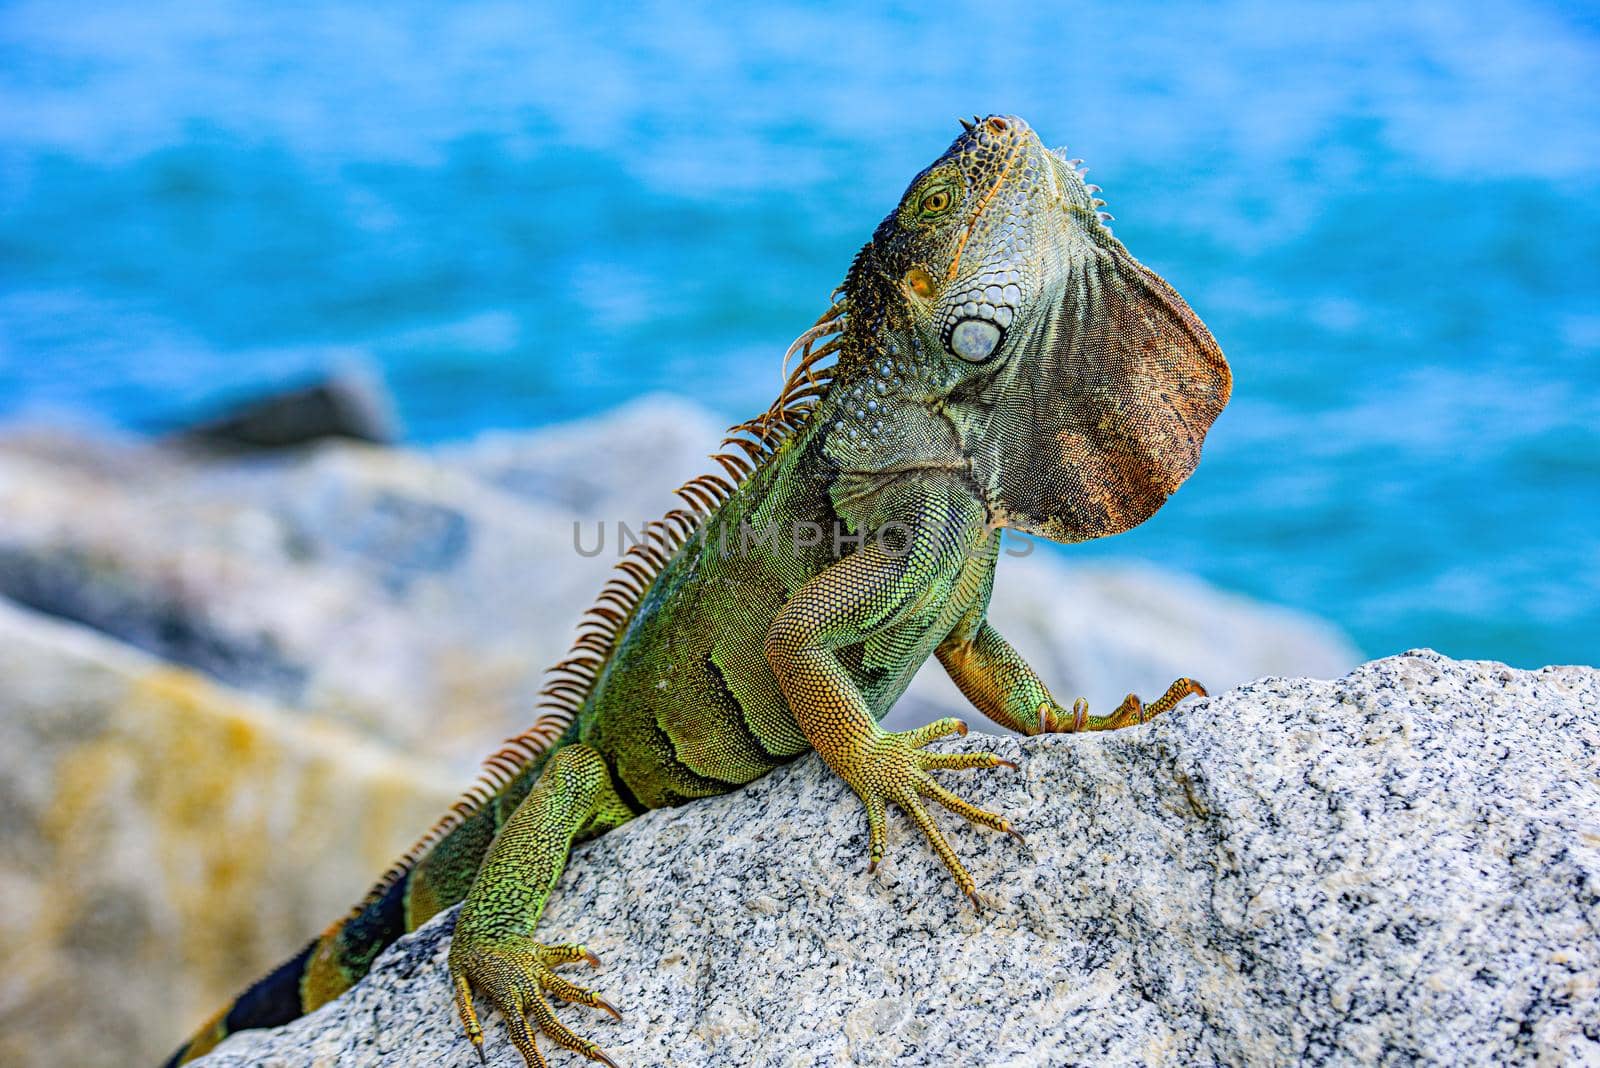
xmin=918 ymin=189 xmax=953 ymax=216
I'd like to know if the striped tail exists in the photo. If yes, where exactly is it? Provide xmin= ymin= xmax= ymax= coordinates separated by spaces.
xmin=162 ymin=725 xmax=570 ymax=1065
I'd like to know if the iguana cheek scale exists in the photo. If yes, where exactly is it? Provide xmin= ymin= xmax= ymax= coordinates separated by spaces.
xmin=165 ymin=114 xmax=1230 ymax=1068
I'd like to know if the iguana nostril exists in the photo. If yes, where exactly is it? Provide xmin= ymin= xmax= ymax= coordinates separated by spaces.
xmin=950 ymin=318 xmax=1003 ymax=362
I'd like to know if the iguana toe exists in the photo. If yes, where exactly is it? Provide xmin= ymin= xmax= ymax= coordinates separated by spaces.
xmin=852 ymin=722 xmax=1023 ymax=904
xmin=1040 ymin=676 xmax=1206 ymax=732
xmin=450 ymin=937 xmax=622 ymax=1068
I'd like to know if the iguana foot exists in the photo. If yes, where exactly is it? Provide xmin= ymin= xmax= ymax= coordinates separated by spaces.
xmin=1040 ymin=677 xmax=1206 ymax=733
xmin=846 ymin=717 xmax=1022 ymax=908
xmin=450 ymin=937 xmax=621 ymax=1068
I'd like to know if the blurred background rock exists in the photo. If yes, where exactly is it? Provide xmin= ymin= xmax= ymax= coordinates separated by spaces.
xmin=0 ymin=2 xmax=1594 ymax=1065
xmin=0 ymin=396 xmax=1357 ymax=1066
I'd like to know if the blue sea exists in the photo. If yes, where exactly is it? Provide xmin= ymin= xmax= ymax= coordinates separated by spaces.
xmin=1 ymin=1 xmax=1597 ymax=669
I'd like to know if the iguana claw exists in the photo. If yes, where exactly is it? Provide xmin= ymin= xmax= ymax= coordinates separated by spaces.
xmin=450 ymin=939 xmax=623 ymax=1068
xmin=852 ymin=717 xmax=1023 ymax=904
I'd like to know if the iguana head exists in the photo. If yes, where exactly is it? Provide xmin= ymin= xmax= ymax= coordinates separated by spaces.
xmin=841 ymin=114 xmax=1231 ymax=544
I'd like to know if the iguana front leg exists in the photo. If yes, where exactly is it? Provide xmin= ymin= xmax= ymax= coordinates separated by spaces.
xmin=764 ymin=489 xmax=1022 ymax=906
xmin=937 ymin=619 xmax=1206 ymax=734
xmin=448 ymin=745 xmax=634 ymax=1068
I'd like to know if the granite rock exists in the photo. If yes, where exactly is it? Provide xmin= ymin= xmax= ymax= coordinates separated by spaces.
xmin=194 ymin=652 xmax=1600 ymax=1068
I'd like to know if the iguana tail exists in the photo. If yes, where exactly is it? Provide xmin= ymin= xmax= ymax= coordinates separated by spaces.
xmin=162 ymin=726 xmax=569 ymax=1065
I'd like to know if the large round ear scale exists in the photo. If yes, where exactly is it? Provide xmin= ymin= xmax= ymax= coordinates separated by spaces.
xmin=950 ymin=319 xmax=1004 ymax=363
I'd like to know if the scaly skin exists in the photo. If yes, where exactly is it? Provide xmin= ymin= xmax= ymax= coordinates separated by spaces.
xmin=165 ymin=114 xmax=1230 ymax=1067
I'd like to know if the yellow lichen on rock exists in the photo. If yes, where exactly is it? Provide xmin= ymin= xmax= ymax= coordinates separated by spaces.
xmin=0 ymin=600 xmax=459 ymax=1068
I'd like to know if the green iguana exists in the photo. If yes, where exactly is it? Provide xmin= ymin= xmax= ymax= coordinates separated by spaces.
xmin=166 ymin=113 xmax=1230 ymax=1068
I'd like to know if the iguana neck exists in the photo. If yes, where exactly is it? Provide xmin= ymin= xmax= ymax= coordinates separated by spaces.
xmin=808 ymin=275 xmax=968 ymax=482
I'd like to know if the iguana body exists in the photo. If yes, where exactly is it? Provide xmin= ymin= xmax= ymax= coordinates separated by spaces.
xmin=167 ymin=114 xmax=1230 ymax=1067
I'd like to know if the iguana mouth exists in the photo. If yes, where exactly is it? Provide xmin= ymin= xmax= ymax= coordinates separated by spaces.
xmin=936 ymin=116 xmax=1031 ymax=364
xmin=945 ymin=116 xmax=1028 ymax=283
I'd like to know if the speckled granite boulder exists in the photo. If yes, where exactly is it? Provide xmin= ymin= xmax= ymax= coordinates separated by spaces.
xmin=195 ymin=652 xmax=1600 ymax=1067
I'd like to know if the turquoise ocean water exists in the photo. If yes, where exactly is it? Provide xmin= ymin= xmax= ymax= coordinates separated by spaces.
xmin=1 ymin=1 xmax=1597 ymax=668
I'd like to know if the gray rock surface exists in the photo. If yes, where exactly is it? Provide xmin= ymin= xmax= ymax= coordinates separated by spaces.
xmin=196 ymin=652 xmax=1600 ymax=1067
